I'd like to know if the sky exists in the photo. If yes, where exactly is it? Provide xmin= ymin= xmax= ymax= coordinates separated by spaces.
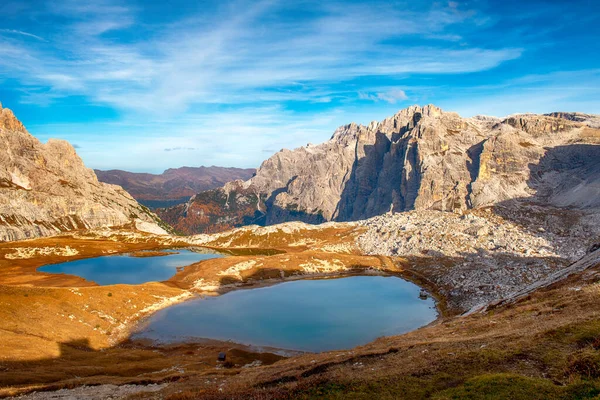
xmin=0 ymin=0 xmax=599 ymax=173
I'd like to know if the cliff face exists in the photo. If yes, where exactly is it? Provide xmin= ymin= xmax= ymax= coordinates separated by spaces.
xmin=0 ymin=104 xmax=168 ymax=241
xmin=95 ymin=166 xmax=256 ymax=209
xmin=161 ymin=105 xmax=600 ymax=234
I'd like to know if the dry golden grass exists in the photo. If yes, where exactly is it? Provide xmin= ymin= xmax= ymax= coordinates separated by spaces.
xmin=1 ymin=226 xmax=599 ymax=399
xmin=170 ymin=251 xmax=400 ymax=290
xmin=0 ymin=226 xmax=396 ymax=396
xmin=0 ymin=234 xmax=186 ymax=286
xmin=0 ymin=283 xmax=188 ymax=359
xmin=198 ymin=223 xmax=363 ymax=252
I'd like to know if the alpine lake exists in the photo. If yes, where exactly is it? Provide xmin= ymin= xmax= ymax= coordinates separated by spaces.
xmin=39 ymin=250 xmax=437 ymax=353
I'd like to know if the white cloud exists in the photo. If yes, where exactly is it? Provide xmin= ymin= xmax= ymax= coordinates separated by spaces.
xmin=0 ymin=0 xmax=522 ymax=113
xmin=0 ymin=29 xmax=46 ymax=41
xmin=359 ymin=89 xmax=408 ymax=104
xmin=30 ymin=105 xmax=349 ymax=172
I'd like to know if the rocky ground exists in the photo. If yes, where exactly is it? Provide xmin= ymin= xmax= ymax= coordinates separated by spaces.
xmin=1 ymin=216 xmax=600 ymax=399
xmin=15 ymin=384 xmax=167 ymax=400
xmin=357 ymin=205 xmax=600 ymax=312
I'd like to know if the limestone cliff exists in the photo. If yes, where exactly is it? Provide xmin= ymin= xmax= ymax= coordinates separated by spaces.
xmin=0 ymin=104 xmax=168 ymax=241
xmin=160 ymin=105 xmax=600 ymax=234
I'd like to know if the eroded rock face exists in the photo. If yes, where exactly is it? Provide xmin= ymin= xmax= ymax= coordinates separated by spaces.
xmin=0 ymin=104 xmax=168 ymax=241
xmin=545 ymin=112 xmax=600 ymax=129
xmin=164 ymin=105 xmax=600 ymax=234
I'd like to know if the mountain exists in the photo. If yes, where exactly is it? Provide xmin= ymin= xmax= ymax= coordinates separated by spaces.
xmin=157 ymin=180 xmax=265 ymax=234
xmin=159 ymin=105 xmax=600 ymax=234
xmin=95 ymin=166 xmax=255 ymax=209
xmin=0 ymin=103 xmax=168 ymax=241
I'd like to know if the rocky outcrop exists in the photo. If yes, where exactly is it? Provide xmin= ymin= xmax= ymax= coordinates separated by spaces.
xmin=95 ymin=166 xmax=255 ymax=209
xmin=165 ymin=105 xmax=600 ymax=234
xmin=0 ymin=104 xmax=169 ymax=241
xmin=157 ymin=180 xmax=266 ymax=234
xmin=356 ymin=205 xmax=600 ymax=311
xmin=546 ymin=111 xmax=600 ymax=128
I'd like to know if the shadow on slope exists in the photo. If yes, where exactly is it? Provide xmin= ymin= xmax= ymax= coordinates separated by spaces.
xmin=334 ymin=130 xmax=421 ymax=221
xmin=526 ymin=144 xmax=600 ymax=209
xmin=0 ymin=337 xmax=283 ymax=392
xmin=263 ymin=177 xmax=328 ymax=226
xmin=492 ymin=144 xmax=600 ymax=255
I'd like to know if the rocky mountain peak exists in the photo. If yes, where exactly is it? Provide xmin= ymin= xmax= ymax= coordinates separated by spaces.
xmin=331 ymin=104 xmax=448 ymax=144
xmin=546 ymin=111 xmax=600 ymax=128
xmin=159 ymin=105 xmax=600 ymax=234
xmin=0 ymin=104 xmax=168 ymax=241
xmin=393 ymin=104 xmax=444 ymax=119
xmin=0 ymin=104 xmax=26 ymax=133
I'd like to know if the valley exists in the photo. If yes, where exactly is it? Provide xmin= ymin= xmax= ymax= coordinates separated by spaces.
xmin=2 ymin=0 xmax=599 ymax=397
xmin=1 ymin=103 xmax=600 ymax=399
xmin=95 ymin=167 xmax=255 ymax=209
xmin=1 ymin=210 xmax=600 ymax=399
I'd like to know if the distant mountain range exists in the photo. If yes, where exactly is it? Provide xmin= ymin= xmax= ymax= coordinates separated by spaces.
xmin=95 ymin=166 xmax=255 ymax=209
xmin=158 ymin=105 xmax=600 ymax=235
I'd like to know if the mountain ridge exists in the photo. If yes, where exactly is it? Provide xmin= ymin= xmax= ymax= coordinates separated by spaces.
xmin=158 ymin=104 xmax=600 ymax=234
xmin=95 ymin=166 xmax=255 ymax=209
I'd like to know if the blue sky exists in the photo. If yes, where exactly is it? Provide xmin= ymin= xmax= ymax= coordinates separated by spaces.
xmin=0 ymin=0 xmax=598 ymax=172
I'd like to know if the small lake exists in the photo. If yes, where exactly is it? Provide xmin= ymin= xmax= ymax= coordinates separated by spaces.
xmin=38 ymin=249 xmax=222 ymax=285
xmin=133 ymin=276 xmax=437 ymax=352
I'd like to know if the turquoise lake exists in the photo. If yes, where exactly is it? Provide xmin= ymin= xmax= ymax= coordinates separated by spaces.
xmin=133 ymin=275 xmax=437 ymax=352
xmin=38 ymin=249 xmax=222 ymax=285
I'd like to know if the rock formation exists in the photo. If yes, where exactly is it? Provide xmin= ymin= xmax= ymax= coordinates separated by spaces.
xmin=0 ymin=104 xmax=169 ymax=241
xmin=157 ymin=180 xmax=266 ymax=234
xmin=95 ymin=166 xmax=255 ymax=209
xmin=162 ymin=105 xmax=600 ymax=234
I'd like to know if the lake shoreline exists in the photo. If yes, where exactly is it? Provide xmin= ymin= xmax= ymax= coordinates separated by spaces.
xmin=132 ymin=275 xmax=437 ymax=353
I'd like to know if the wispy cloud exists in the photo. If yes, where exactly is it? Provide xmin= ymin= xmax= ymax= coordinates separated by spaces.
xmin=1 ymin=0 xmax=597 ymax=172
xmin=0 ymin=0 xmax=521 ymax=113
xmin=0 ymin=29 xmax=46 ymax=41
xmin=164 ymin=147 xmax=197 ymax=152
xmin=30 ymin=105 xmax=349 ymax=172
xmin=359 ymin=89 xmax=408 ymax=104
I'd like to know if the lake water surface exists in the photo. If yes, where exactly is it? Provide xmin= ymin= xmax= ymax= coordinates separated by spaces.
xmin=38 ymin=249 xmax=222 ymax=285
xmin=133 ymin=276 xmax=437 ymax=352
